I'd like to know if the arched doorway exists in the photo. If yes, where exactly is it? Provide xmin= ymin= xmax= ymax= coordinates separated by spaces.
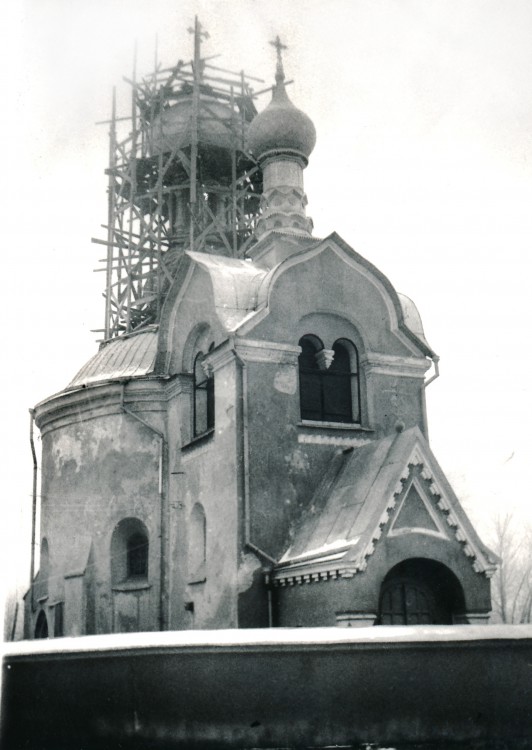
xmin=35 ymin=610 xmax=49 ymax=639
xmin=378 ymin=558 xmax=466 ymax=625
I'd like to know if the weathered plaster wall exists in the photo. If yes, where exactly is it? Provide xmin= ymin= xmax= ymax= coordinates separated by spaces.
xmin=245 ymin=358 xmax=332 ymax=558
xmin=167 ymin=359 xmax=241 ymax=630
xmin=33 ymin=386 xmax=165 ymax=637
xmin=367 ymin=370 xmax=426 ymax=435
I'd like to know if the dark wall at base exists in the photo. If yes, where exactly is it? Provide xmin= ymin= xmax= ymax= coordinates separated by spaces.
xmin=2 ymin=625 xmax=531 ymax=749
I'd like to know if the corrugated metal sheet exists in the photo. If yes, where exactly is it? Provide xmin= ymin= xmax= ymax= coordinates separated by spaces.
xmin=68 ymin=329 xmax=158 ymax=388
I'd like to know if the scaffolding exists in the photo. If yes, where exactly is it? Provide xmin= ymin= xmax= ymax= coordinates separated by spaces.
xmin=93 ymin=18 xmax=264 ymax=339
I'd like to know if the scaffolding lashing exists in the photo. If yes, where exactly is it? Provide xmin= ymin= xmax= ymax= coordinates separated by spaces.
xmin=95 ymin=20 xmax=264 ymax=340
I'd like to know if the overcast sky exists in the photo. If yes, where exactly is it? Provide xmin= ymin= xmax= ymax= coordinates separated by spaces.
xmin=3 ymin=0 xmax=532 ymax=602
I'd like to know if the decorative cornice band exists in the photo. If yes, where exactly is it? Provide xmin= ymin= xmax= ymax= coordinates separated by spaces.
xmin=298 ymin=434 xmax=372 ymax=448
xmin=165 ymin=374 xmax=194 ymax=399
xmin=204 ymin=346 xmax=235 ymax=373
xmin=235 ymin=338 xmax=301 ymax=365
xmin=34 ymin=380 xmax=168 ymax=435
xmin=360 ymin=352 xmax=430 ymax=378
xmin=272 ymin=563 xmax=361 ymax=587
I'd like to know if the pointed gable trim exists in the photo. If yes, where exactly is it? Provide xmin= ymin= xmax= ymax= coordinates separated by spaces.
xmin=360 ymin=442 xmax=498 ymax=578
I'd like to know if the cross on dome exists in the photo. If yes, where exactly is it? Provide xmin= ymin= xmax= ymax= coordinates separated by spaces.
xmin=187 ymin=17 xmax=209 ymax=43
xmin=269 ymin=35 xmax=287 ymax=83
xmin=188 ymin=16 xmax=209 ymax=80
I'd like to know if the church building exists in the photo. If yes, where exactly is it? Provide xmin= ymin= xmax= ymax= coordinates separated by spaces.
xmin=25 ymin=22 xmax=497 ymax=639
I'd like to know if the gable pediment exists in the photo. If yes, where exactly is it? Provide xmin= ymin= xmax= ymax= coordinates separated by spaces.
xmin=389 ymin=479 xmax=448 ymax=539
xmin=357 ymin=437 xmax=499 ymax=578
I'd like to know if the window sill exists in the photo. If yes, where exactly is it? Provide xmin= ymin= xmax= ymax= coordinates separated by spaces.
xmin=182 ymin=428 xmax=215 ymax=452
xmin=298 ymin=420 xmax=373 ymax=432
xmin=112 ymin=580 xmax=151 ymax=593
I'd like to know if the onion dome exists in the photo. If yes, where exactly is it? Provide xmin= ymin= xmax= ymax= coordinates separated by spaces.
xmin=248 ymin=44 xmax=316 ymax=164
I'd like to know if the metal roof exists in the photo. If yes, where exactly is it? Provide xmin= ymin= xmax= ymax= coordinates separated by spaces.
xmin=187 ymin=251 xmax=268 ymax=331
xmin=68 ymin=329 xmax=159 ymax=388
xmin=275 ymin=426 xmax=497 ymax=580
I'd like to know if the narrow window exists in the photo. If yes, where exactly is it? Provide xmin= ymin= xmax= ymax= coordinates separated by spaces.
xmin=53 ymin=602 xmax=64 ymax=637
xmin=323 ymin=341 xmax=359 ymax=423
xmin=127 ymin=532 xmax=149 ymax=578
xmin=298 ymin=337 xmax=323 ymax=421
xmin=194 ymin=352 xmax=215 ymax=436
xmin=111 ymin=518 xmax=149 ymax=584
xmin=34 ymin=538 xmax=50 ymax=603
xmin=35 ymin=610 xmax=49 ymax=639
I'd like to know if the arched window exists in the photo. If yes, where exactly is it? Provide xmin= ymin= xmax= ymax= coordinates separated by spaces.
xmin=298 ymin=336 xmax=360 ymax=423
xmin=194 ymin=351 xmax=215 ymax=437
xmin=111 ymin=518 xmax=149 ymax=584
xmin=189 ymin=503 xmax=207 ymax=583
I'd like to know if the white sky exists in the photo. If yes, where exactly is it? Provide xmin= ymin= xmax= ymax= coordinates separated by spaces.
xmin=3 ymin=0 xmax=532 ymax=606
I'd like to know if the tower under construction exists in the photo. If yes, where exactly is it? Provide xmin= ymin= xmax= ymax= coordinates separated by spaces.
xmin=96 ymin=18 xmax=264 ymax=339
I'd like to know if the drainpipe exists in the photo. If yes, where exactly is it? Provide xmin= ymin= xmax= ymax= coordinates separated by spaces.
xmin=120 ymin=384 xmax=168 ymax=631
xmin=421 ymin=355 xmax=440 ymax=440
xmin=232 ymin=346 xmax=277 ymax=627
xmin=29 ymin=409 xmax=38 ymax=591
xmin=424 ymin=354 xmax=440 ymax=389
